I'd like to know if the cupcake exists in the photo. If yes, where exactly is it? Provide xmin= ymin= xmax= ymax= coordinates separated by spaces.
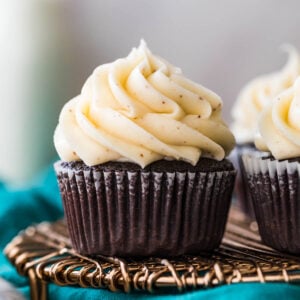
xmin=242 ymin=77 xmax=300 ymax=254
xmin=54 ymin=40 xmax=236 ymax=257
xmin=231 ymin=45 xmax=300 ymax=217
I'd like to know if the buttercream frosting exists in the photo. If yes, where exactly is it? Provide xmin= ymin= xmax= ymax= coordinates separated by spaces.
xmin=231 ymin=45 xmax=300 ymax=144
xmin=54 ymin=40 xmax=235 ymax=167
xmin=255 ymin=77 xmax=300 ymax=159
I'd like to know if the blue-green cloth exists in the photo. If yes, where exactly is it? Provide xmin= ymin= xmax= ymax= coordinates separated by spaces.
xmin=1 ymin=166 xmax=300 ymax=299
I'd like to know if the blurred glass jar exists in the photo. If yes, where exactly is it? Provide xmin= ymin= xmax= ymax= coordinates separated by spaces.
xmin=0 ymin=0 xmax=76 ymax=185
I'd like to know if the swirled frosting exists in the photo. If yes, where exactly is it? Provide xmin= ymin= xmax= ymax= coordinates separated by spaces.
xmin=54 ymin=40 xmax=235 ymax=167
xmin=231 ymin=45 xmax=300 ymax=144
xmin=255 ymin=77 xmax=300 ymax=159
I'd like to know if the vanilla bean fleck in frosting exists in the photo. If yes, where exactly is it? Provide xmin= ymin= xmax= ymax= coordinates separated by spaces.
xmin=231 ymin=45 xmax=300 ymax=144
xmin=54 ymin=40 xmax=235 ymax=167
xmin=255 ymin=77 xmax=300 ymax=159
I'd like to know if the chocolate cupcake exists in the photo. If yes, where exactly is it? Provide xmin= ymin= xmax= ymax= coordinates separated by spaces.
xmin=54 ymin=40 xmax=236 ymax=257
xmin=231 ymin=45 xmax=300 ymax=218
xmin=242 ymin=77 xmax=300 ymax=254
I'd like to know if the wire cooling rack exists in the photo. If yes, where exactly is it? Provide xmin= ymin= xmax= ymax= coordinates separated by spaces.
xmin=5 ymin=207 xmax=300 ymax=300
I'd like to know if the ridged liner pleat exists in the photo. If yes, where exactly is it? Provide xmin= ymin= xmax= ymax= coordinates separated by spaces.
xmin=232 ymin=146 xmax=258 ymax=218
xmin=55 ymin=162 xmax=236 ymax=257
xmin=242 ymin=154 xmax=300 ymax=254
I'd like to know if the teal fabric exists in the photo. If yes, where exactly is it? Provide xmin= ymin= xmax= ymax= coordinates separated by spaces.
xmin=1 ymin=166 xmax=300 ymax=299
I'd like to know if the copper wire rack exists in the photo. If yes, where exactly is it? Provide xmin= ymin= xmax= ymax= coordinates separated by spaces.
xmin=4 ymin=207 xmax=300 ymax=300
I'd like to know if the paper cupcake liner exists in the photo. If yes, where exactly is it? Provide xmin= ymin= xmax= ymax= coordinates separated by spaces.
xmin=242 ymin=154 xmax=300 ymax=254
xmin=230 ymin=145 xmax=257 ymax=218
xmin=55 ymin=161 xmax=236 ymax=257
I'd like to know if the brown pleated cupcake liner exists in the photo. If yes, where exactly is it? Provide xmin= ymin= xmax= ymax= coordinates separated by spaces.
xmin=230 ymin=145 xmax=257 ymax=219
xmin=242 ymin=154 xmax=300 ymax=254
xmin=55 ymin=161 xmax=236 ymax=257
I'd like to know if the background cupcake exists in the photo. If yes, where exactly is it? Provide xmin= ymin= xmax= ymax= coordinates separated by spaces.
xmin=243 ymin=77 xmax=300 ymax=254
xmin=231 ymin=45 xmax=300 ymax=217
xmin=54 ymin=40 xmax=236 ymax=257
